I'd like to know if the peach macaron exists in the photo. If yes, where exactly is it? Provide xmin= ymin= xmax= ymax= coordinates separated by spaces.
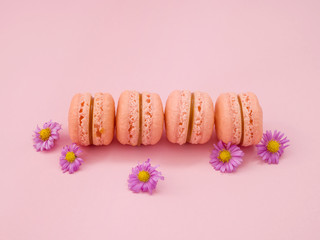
xmin=116 ymin=91 xmax=164 ymax=146
xmin=215 ymin=92 xmax=263 ymax=146
xmin=68 ymin=93 xmax=115 ymax=146
xmin=165 ymin=90 xmax=214 ymax=145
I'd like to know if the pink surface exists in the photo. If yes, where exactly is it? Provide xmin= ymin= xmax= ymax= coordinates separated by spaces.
xmin=1 ymin=1 xmax=320 ymax=240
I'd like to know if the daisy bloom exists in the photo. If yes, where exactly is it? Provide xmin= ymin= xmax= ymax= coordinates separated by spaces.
xmin=210 ymin=141 xmax=244 ymax=173
xmin=128 ymin=159 xmax=164 ymax=194
xmin=60 ymin=144 xmax=84 ymax=174
xmin=256 ymin=130 xmax=290 ymax=164
xmin=33 ymin=120 xmax=62 ymax=151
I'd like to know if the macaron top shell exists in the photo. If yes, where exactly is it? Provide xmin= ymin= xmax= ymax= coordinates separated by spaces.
xmin=68 ymin=93 xmax=81 ymax=145
xmin=68 ymin=93 xmax=92 ymax=146
xmin=215 ymin=92 xmax=242 ymax=145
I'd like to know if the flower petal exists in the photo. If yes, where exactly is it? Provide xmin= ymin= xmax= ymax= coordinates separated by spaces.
xmin=128 ymin=159 xmax=163 ymax=194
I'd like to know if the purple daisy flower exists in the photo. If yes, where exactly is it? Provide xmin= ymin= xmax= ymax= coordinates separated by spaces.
xmin=59 ymin=144 xmax=84 ymax=174
xmin=210 ymin=141 xmax=244 ymax=173
xmin=33 ymin=120 xmax=62 ymax=151
xmin=128 ymin=159 xmax=164 ymax=194
xmin=256 ymin=130 xmax=290 ymax=164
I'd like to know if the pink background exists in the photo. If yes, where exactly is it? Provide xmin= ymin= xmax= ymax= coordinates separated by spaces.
xmin=1 ymin=0 xmax=320 ymax=239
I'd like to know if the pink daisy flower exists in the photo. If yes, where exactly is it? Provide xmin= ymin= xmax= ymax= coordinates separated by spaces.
xmin=33 ymin=120 xmax=61 ymax=151
xmin=210 ymin=141 xmax=244 ymax=173
xmin=128 ymin=159 xmax=164 ymax=194
xmin=59 ymin=144 xmax=84 ymax=174
xmin=256 ymin=130 xmax=290 ymax=164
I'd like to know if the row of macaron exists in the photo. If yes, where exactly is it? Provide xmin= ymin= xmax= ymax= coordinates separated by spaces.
xmin=68 ymin=90 xmax=263 ymax=147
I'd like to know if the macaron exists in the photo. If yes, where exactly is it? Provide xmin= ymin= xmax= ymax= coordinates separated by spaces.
xmin=68 ymin=93 xmax=115 ymax=146
xmin=165 ymin=90 xmax=214 ymax=145
xmin=215 ymin=92 xmax=263 ymax=146
xmin=116 ymin=90 xmax=164 ymax=146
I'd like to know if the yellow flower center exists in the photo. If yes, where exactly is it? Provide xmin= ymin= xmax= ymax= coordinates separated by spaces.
xmin=267 ymin=140 xmax=280 ymax=153
xmin=39 ymin=128 xmax=51 ymax=141
xmin=65 ymin=152 xmax=76 ymax=163
xmin=138 ymin=170 xmax=150 ymax=182
xmin=219 ymin=150 xmax=231 ymax=163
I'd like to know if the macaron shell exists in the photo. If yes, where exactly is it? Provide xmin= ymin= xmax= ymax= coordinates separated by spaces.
xmin=165 ymin=90 xmax=191 ymax=145
xmin=141 ymin=92 xmax=164 ymax=145
xmin=149 ymin=93 xmax=164 ymax=144
xmin=116 ymin=90 xmax=140 ymax=146
xmin=92 ymin=93 xmax=115 ymax=145
xmin=200 ymin=93 xmax=215 ymax=144
xmin=68 ymin=93 xmax=81 ymax=144
xmin=68 ymin=93 xmax=91 ymax=146
xmin=189 ymin=91 xmax=214 ymax=144
xmin=165 ymin=90 xmax=180 ymax=144
xmin=214 ymin=92 xmax=242 ymax=145
xmin=238 ymin=92 xmax=263 ymax=146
